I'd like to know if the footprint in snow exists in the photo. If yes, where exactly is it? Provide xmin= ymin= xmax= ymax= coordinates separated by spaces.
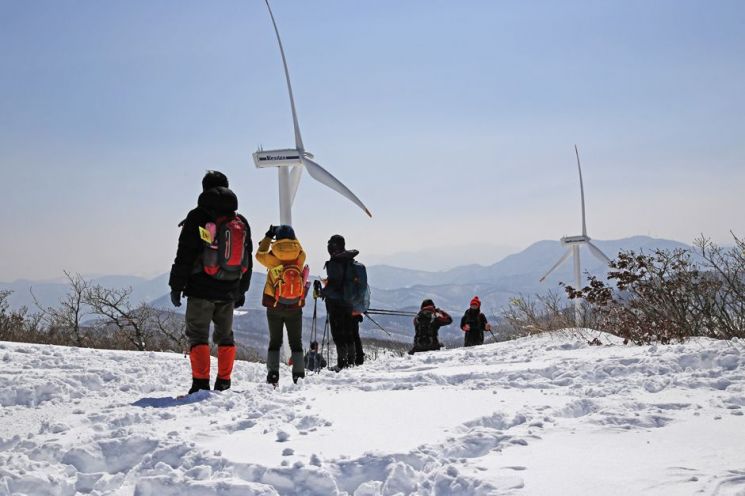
xmin=276 ymin=430 xmax=290 ymax=442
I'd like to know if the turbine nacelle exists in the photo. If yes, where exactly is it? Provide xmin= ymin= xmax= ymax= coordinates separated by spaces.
xmin=253 ymin=148 xmax=312 ymax=168
xmin=560 ymin=235 xmax=591 ymax=246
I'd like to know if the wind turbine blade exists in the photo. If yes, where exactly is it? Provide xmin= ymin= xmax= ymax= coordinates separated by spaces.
xmin=575 ymin=144 xmax=587 ymax=237
xmin=264 ymin=0 xmax=304 ymax=152
xmin=302 ymin=157 xmax=372 ymax=217
xmin=539 ymin=249 xmax=572 ymax=282
xmin=587 ymin=241 xmax=612 ymax=264
xmin=288 ymin=165 xmax=303 ymax=205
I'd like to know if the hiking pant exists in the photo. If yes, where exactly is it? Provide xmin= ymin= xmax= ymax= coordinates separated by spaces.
xmin=266 ymin=307 xmax=304 ymax=377
xmin=352 ymin=315 xmax=364 ymax=365
xmin=326 ymin=300 xmax=356 ymax=369
xmin=185 ymin=297 xmax=235 ymax=381
xmin=185 ymin=297 xmax=235 ymax=347
xmin=464 ymin=330 xmax=484 ymax=347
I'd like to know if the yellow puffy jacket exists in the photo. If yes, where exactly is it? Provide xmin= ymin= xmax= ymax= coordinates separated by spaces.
xmin=255 ymin=236 xmax=307 ymax=308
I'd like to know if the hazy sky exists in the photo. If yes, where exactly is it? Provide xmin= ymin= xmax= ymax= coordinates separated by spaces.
xmin=1 ymin=0 xmax=744 ymax=282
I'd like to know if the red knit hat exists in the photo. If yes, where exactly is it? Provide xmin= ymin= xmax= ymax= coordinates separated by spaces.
xmin=470 ymin=296 xmax=481 ymax=307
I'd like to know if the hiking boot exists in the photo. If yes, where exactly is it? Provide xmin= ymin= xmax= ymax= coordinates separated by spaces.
xmin=266 ymin=371 xmax=279 ymax=385
xmin=214 ymin=377 xmax=231 ymax=391
xmin=292 ymin=372 xmax=305 ymax=384
xmin=187 ymin=378 xmax=210 ymax=395
xmin=355 ymin=353 xmax=365 ymax=366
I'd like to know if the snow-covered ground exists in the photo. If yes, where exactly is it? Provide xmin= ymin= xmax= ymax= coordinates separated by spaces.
xmin=1 ymin=332 xmax=744 ymax=495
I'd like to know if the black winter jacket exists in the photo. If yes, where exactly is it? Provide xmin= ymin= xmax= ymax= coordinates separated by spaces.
xmin=322 ymin=250 xmax=359 ymax=303
xmin=411 ymin=306 xmax=452 ymax=352
xmin=461 ymin=309 xmax=488 ymax=346
xmin=169 ymin=187 xmax=253 ymax=301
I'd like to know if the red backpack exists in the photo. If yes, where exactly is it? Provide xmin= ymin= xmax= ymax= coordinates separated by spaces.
xmin=268 ymin=262 xmax=309 ymax=306
xmin=200 ymin=215 xmax=250 ymax=280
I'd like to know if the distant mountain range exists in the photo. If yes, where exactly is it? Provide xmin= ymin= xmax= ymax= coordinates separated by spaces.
xmin=1 ymin=236 xmax=692 ymax=344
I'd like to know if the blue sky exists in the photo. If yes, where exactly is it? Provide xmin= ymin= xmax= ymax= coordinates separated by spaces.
xmin=1 ymin=0 xmax=744 ymax=281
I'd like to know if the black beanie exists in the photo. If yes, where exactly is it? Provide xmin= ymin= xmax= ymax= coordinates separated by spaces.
xmin=421 ymin=299 xmax=435 ymax=309
xmin=276 ymin=225 xmax=296 ymax=240
xmin=202 ymin=170 xmax=229 ymax=191
xmin=327 ymin=234 xmax=346 ymax=254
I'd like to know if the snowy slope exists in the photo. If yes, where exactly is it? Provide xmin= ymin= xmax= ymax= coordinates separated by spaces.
xmin=1 ymin=333 xmax=744 ymax=495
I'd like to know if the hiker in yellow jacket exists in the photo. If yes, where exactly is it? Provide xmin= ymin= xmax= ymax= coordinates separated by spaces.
xmin=256 ymin=225 xmax=308 ymax=385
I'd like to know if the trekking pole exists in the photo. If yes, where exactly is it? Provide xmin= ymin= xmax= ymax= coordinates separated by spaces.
xmin=323 ymin=316 xmax=330 ymax=367
xmin=362 ymin=312 xmax=392 ymax=337
xmin=366 ymin=308 xmax=418 ymax=317
xmin=487 ymin=328 xmax=498 ymax=344
xmin=309 ymin=294 xmax=318 ymax=349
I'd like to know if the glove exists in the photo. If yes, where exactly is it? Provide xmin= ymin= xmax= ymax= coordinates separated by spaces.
xmin=485 ymin=323 xmax=492 ymax=332
xmin=170 ymin=290 xmax=182 ymax=308
xmin=234 ymin=294 xmax=246 ymax=309
xmin=265 ymin=225 xmax=278 ymax=238
xmin=312 ymin=279 xmax=323 ymax=299
xmin=462 ymin=324 xmax=470 ymax=332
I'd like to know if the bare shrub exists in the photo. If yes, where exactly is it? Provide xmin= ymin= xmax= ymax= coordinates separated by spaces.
xmin=695 ymin=233 xmax=745 ymax=339
xmin=0 ymin=290 xmax=55 ymax=344
xmin=32 ymin=271 xmax=90 ymax=347
xmin=84 ymin=285 xmax=155 ymax=351
xmin=151 ymin=310 xmax=189 ymax=353
xmin=565 ymin=239 xmax=744 ymax=344
xmin=501 ymin=291 xmax=583 ymax=338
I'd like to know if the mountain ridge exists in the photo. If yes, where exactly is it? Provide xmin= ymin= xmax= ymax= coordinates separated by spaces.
xmin=1 ymin=236 xmax=692 ymax=315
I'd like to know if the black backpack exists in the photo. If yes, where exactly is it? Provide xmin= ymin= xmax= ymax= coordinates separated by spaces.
xmin=415 ymin=309 xmax=437 ymax=347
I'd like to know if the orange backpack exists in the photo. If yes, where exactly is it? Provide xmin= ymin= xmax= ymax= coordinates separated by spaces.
xmin=269 ymin=261 xmax=309 ymax=306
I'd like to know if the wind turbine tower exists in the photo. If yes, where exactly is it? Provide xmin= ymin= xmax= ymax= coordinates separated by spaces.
xmin=253 ymin=0 xmax=372 ymax=226
xmin=539 ymin=145 xmax=611 ymax=325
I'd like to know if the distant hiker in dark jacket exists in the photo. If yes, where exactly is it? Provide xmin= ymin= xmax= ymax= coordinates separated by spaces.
xmin=321 ymin=234 xmax=364 ymax=370
xmin=304 ymin=341 xmax=327 ymax=372
xmin=408 ymin=299 xmax=452 ymax=355
xmin=169 ymin=171 xmax=253 ymax=395
xmin=256 ymin=225 xmax=307 ymax=385
xmin=461 ymin=296 xmax=490 ymax=347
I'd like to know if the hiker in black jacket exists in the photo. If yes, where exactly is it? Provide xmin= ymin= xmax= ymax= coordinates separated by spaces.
xmin=408 ymin=299 xmax=452 ymax=354
xmin=321 ymin=234 xmax=363 ymax=370
xmin=460 ymin=296 xmax=491 ymax=347
xmin=169 ymin=171 xmax=253 ymax=395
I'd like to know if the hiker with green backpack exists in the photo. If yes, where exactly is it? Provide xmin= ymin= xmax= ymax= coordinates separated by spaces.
xmin=319 ymin=234 xmax=370 ymax=371
xmin=256 ymin=225 xmax=310 ymax=385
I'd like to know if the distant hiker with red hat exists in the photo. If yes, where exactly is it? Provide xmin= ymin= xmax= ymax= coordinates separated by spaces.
xmin=461 ymin=296 xmax=491 ymax=347
xmin=408 ymin=299 xmax=452 ymax=355
xmin=256 ymin=225 xmax=309 ymax=386
xmin=169 ymin=171 xmax=253 ymax=395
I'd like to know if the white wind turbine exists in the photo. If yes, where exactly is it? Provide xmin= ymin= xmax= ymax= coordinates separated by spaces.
xmin=252 ymin=0 xmax=372 ymax=226
xmin=539 ymin=145 xmax=611 ymax=325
